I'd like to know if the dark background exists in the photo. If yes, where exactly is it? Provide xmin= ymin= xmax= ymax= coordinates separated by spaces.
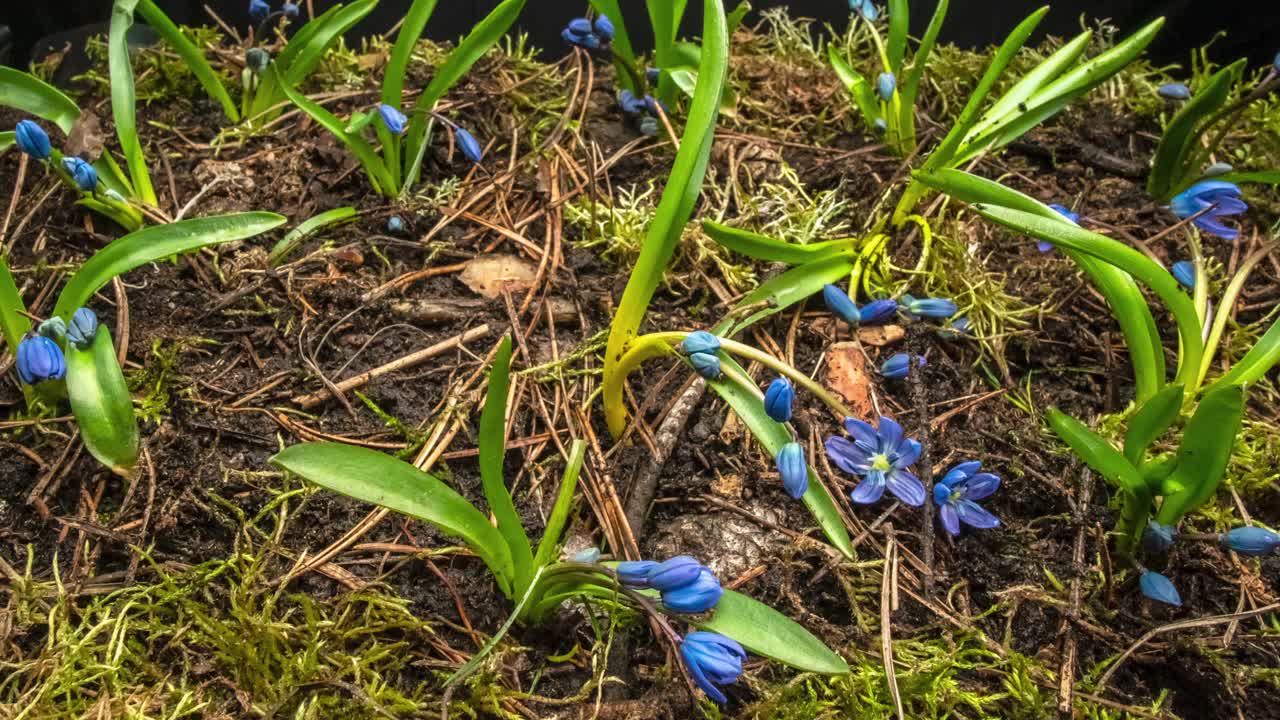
xmin=0 ymin=1 xmax=1276 ymax=77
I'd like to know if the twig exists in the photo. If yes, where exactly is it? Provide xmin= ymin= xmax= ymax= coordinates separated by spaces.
xmin=881 ymin=524 xmax=904 ymax=720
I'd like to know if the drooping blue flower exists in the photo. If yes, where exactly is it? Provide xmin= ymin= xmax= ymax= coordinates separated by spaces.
xmin=822 ymin=284 xmax=860 ymax=325
xmin=689 ymin=351 xmax=721 ymax=379
xmin=1171 ymin=260 xmax=1195 ymax=289
xmin=1171 ymin=180 xmax=1247 ymax=240
xmin=646 ymin=556 xmax=703 ymax=591
xmin=877 ymin=73 xmax=895 ymax=101
xmin=763 ymin=377 xmax=794 ymax=422
xmin=681 ymin=632 xmax=746 ymax=704
xmin=1139 ymin=570 xmax=1182 ymax=607
xmin=387 ymin=215 xmax=405 ymax=233
xmin=901 ymin=294 xmax=957 ymax=319
xmin=880 ymin=353 xmax=924 ymax=379
xmin=245 ymin=47 xmax=271 ymax=73
xmin=618 ymin=89 xmax=646 ymax=115
xmin=66 ymin=308 xmax=99 ymax=349
xmin=1222 ymin=526 xmax=1280 ymax=556
xmin=948 ymin=317 xmax=972 ymax=336
xmin=593 ymin=14 xmax=615 ymax=41
xmin=616 ymin=560 xmax=658 ymax=587
xmin=282 ymin=2 xmax=299 ymax=17
xmin=62 ymin=157 xmax=97 ymax=191
xmin=14 ymin=120 xmax=51 ymax=160
xmin=453 ymin=126 xmax=483 ymax=163
xmin=662 ymin=567 xmax=723 ymax=612
xmin=933 ymin=460 xmax=1001 ymax=535
xmin=16 ymin=335 xmax=67 ymax=385
xmin=1048 ymin=203 xmax=1079 ymax=224
xmin=1142 ymin=521 xmax=1177 ymax=554
xmin=873 ymin=117 xmax=887 ymax=134
xmin=638 ymin=117 xmax=659 ymax=136
xmin=825 ymin=416 xmax=925 ymax=506
xmin=776 ymin=442 xmax=808 ymax=499
xmin=646 ymin=67 xmax=661 ymax=85
xmin=1157 ymin=83 xmax=1191 ymax=100
xmin=249 ymin=0 xmax=271 ymax=23
xmin=680 ymin=331 xmax=720 ymax=355
xmin=1202 ymin=162 xmax=1233 ymax=178
xmin=378 ymin=104 xmax=407 ymax=135
xmin=858 ymin=1 xmax=879 ymax=21
xmin=859 ymin=299 xmax=898 ymax=325
xmin=563 ymin=18 xmax=603 ymax=49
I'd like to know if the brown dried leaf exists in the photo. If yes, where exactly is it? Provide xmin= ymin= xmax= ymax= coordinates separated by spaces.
xmin=824 ymin=342 xmax=874 ymax=417
xmin=459 ymin=254 xmax=537 ymax=299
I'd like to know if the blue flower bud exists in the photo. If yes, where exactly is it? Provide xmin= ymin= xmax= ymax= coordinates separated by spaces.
xmin=62 ymin=157 xmax=98 ymax=191
xmin=37 ymin=316 xmax=67 ymax=341
xmin=616 ymin=560 xmax=658 ymax=587
xmin=822 ymin=284 xmax=860 ymax=325
xmin=688 ymin=351 xmax=721 ymax=379
xmin=1202 ymin=162 xmax=1233 ymax=178
xmin=1222 ymin=526 xmax=1280 ymax=556
xmin=387 ymin=215 xmax=404 ymax=233
xmin=903 ymin=295 xmax=957 ymax=319
xmin=859 ymin=298 xmax=898 ymax=325
xmin=378 ymin=104 xmax=407 ymax=135
xmin=873 ymin=117 xmax=887 ymax=134
xmin=1157 ymin=83 xmax=1191 ymax=100
xmin=16 ymin=335 xmax=67 ymax=385
xmin=1171 ymin=260 xmax=1195 ymax=289
xmin=948 ymin=317 xmax=972 ymax=335
xmin=646 ymin=556 xmax=703 ymax=591
xmin=763 ymin=377 xmax=794 ymax=422
xmin=453 ymin=126 xmax=483 ymax=163
xmin=1139 ymin=570 xmax=1182 ymax=607
xmin=567 ymin=18 xmax=593 ymax=37
xmin=1142 ymin=521 xmax=1177 ymax=555
xmin=776 ymin=442 xmax=808 ymax=499
xmin=880 ymin=353 xmax=924 ymax=379
xmin=14 ymin=120 xmax=51 ymax=160
xmin=646 ymin=67 xmax=661 ymax=85
xmin=859 ymin=2 xmax=879 ymax=21
xmin=618 ymin=89 xmax=645 ymax=115
xmin=679 ymin=331 xmax=720 ymax=355
xmin=662 ymin=568 xmax=723 ymax=613
xmin=638 ymin=117 xmax=659 ymax=136
xmin=245 ymin=47 xmax=270 ymax=73
xmin=249 ymin=0 xmax=270 ymax=23
xmin=67 ymin=307 xmax=99 ymax=349
xmin=282 ymin=2 xmax=299 ymax=17
xmin=680 ymin=632 xmax=745 ymax=705
xmin=1048 ymin=203 xmax=1079 ymax=224
xmin=593 ymin=14 xmax=615 ymax=41
xmin=877 ymin=72 xmax=895 ymax=101
xmin=570 ymin=547 xmax=601 ymax=563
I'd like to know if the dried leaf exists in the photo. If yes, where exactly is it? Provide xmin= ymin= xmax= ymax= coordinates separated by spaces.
xmin=460 ymin=254 xmax=537 ymax=299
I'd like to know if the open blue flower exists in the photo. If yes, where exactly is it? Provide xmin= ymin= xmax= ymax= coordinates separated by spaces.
xmin=16 ymin=335 xmax=66 ymax=385
xmin=1157 ymin=83 xmax=1191 ymax=100
xmin=1139 ymin=570 xmax=1181 ymax=607
xmin=763 ymin=377 xmax=794 ymax=422
xmin=933 ymin=461 xmax=1001 ymax=535
xmin=15 ymin=120 xmax=51 ymax=160
xmin=825 ymin=416 xmax=924 ymax=506
xmin=1171 ymin=181 xmax=1247 ymax=240
xmin=776 ymin=442 xmax=808 ymax=499
xmin=1171 ymin=261 xmax=1195 ymax=289
xmin=681 ymin=632 xmax=745 ymax=704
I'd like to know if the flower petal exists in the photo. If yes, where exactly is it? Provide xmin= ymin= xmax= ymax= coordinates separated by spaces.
xmin=939 ymin=503 xmax=960 ymax=535
xmin=843 ymin=417 xmax=879 ymax=449
xmin=850 ymin=470 xmax=886 ymax=504
xmin=885 ymin=469 xmax=925 ymax=506
xmin=956 ymin=500 xmax=1000 ymax=529
xmin=962 ymin=472 xmax=1001 ymax=500
xmin=1195 ymin=216 xmax=1239 ymax=241
xmin=825 ymin=436 xmax=872 ymax=475
xmin=940 ymin=461 xmax=981 ymax=487
xmin=877 ymin=416 xmax=903 ymax=453
xmin=894 ymin=438 xmax=922 ymax=469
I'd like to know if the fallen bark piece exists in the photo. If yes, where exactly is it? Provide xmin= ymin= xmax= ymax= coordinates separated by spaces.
xmin=459 ymin=254 xmax=537 ymax=298
xmin=858 ymin=324 xmax=905 ymax=347
xmin=824 ymin=341 xmax=874 ymax=417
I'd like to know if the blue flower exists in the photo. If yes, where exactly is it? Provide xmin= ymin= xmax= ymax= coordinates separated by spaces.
xmin=681 ymin=632 xmax=745 ymax=704
xmin=387 ymin=215 xmax=405 ymax=233
xmin=1202 ymin=162 xmax=1233 ymax=178
xmin=1048 ymin=203 xmax=1079 ymax=224
xmin=644 ymin=95 xmax=664 ymax=117
xmin=880 ymin=353 xmax=924 ymax=379
xmin=763 ymin=377 xmax=794 ymax=422
xmin=616 ymin=560 xmax=658 ymax=587
xmin=593 ymin=14 xmax=615 ymax=41
xmin=822 ymin=284 xmax=860 ymax=325
xmin=1275 ymin=51 xmax=1280 ymax=72
xmin=1171 ymin=180 xmax=1247 ymax=240
xmin=776 ymin=442 xmax=808 ymax=499
xmin=245 ymin=47 xmax=271 ymax=73
xmin=680 ymin=331 xmax=720 ymax=355
xmin=638 ymin=117 xmax=659 ymax=136
xmin=662 ymin=568 xmax=723 ymax=612
xmin=646 ymin=67 xmax=661 ymax=85
xmin=859 ymin=299 xmax=898 ymax=325
xmin=1222 ymin=526 xmax=1280 ymax=556
xmin=249 ymin=0 xmax=271 ymax=23
xmin=1139 ymin=570 xmax=1182 ymax=607
xmin=901 ymin=294 xmax=957 ymax=319
xmin=14 ymin=120 xmax=51 ymax=160
xmin=453 ymin=126 xmax=483 ymax=163
xmin=933 ymin=461 xmax=1001 ymax=535
xmin=16 ymin=335 xmax=66 ymax=385
xmin=62 ymin=157 xmax=97 ymax=191
xmin=282 ymin=2 xmax=299 ymax=17
xmin=378 ymin=104 xmax=407 ymax=135
xmin=857 ymin=1 xmax=879 ymax=22
xmin=877 ymin=72 xmax=895 ymax=101
xmin=688 ymin=351 xmax=721 ymax=380
xmin=947 ymin=317 xmax=971 ymax=336
xmin=825 ymin=416 xmax=924 ymax=506
xmin=646 ymin=556 xmax=703 ymax=591
xmin=873 ymin=117 xmax=887 ymax=134
xmin=1157 ymin=83 xmax=1191 ymax=100
xmin=1142 ymin=521 xmax=1177 ymax=554
xmin=67 ymin=308 xmax=98 ymax=349
xmin=1171 ymin=260 xmax=1195 ymax=289
xmin=563 ymin=18 xmax=603 ymax=49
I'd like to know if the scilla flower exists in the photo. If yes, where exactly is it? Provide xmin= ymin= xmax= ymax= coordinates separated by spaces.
xmin=662 ymin=567 xmax=722 ymax=612
xmin=562 ymin=18 xmax=603 ymax=49
xmin=66 ymin=308 xmax=99 ymax=349
xmin=1202 ymin=162 xmax=1233 ymax=177
xmin=387 ymin=215 xmax=405 ymax=233
xmin=873 ymin=118 xmax=887 ymax=134
xmin=688 ymin=351 xmax=721 ymax=380
xmin=378 ymin=104 xmax=407 ymax=135
xmin=681 ymin=632 xmax=746 ymax=704
xmin=646 ymin=556 xmax=703 ymax=590
xmin=245 ymin=47 xmax=270 ymax=73
xmin=1139 ymin=570 xmax=1181 ymax=607
xmin=1142 ymin=521 xmax=1177 ymax=554
xmin=826 ymin=416 xmax=924 ymax=506
xmin=1157 ymin=83 xmax=1191 ymax=100
xmin=933 ymin=461 xmax=1001 ymax=535
xmin=453 ymin=126 xmax=483 ymax=163
xmin=1171 ymin=260 xmax=1195 ymax=289
xmin=859 ymin=299 xmax=898 ymax=325
xmin=282 ymin=2 xmax=299 ymax=17
xmin=62 ymin=157 xmax=97 ymax=191
xmin=680 ymin=331 xmax=720 ymax=355
xmin=1222 ymin=526 xmax=1280 ymax=556
xmin=900 ymin=294 xmax=957 ymax=319
xmin=570 ymin=547 xmax=601 ymax=563
xmin=16 ymin=335 xmax=66 ymax=385
xmin=38 ymin=316 xmax=67 ymax=341
xmin=593 ymin=14 xmax=615 ymax=41
xmin=880 ymin=353 xmax=923 ymax=379
xmin=1170 ymin=180 xmax=1247 ymax=240
xmin=1035 ymin=203 xmax=1079 ymax=252
xmin=14 ymin=120 xmax=51 ymax=160
xmin=619 ymin=89 xmax=646 ymax=115
xmin=822 ymin=284 xmax=860 ymax=325
xmin=615 ymin=560 xmax=658 ymax=587
xmin=776 ymin=442 xmax=808 ymax=499
xmin=877 ymin=72 xmax=895 ymax=101
xmin=248 ymin=0 xmax=270 ymax=23
xmin=763 ymin=377 xmax=794 ymax=422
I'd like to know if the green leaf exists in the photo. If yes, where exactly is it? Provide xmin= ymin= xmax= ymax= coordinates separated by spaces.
xmin=478 ymin=336 xmax=534 ymax=592
xmin=109 ymin=0 xmax=157 ymax=205
xmin=962 ymin=31 xmax=1092 ymax=144
xmin=1123 ymin=384 xmax=1184 ymax=466
xmin=1147 ymin=60 xmax=1245 ymax=201
xmin=383 ymin=0 xmax=439 ymax=108
xmin=886 ymin=0 xmax=909 ymax=74
xmin=268 ymin=206 xmax=358 ymax=267
xmin=716 ymin=252 xmax=857 ymax=337
xmin=135 ymin=0 xmax=238 ymax=122
xmin=696 ymin=590 xmax=848 ymax=674
xmin=1211 ymin=170 xmax=1280 ymax=187
xmin=589 ymin=0 xmax=638 ymax=92
xmin=532 ymin=440 xmax=587 ymax=571
xmin=54 ymin=212 xmax=286 ymax=320
xmin=0 ymin=67 xmax=81 ymax=134
xmin=648 ymin=0 xmax=692 ymax=106
xmin=0 ymin=254 xmax=31 ymax=354
xmin=829 ymin=47 xmax=880 ymax=127
xmin=895 ymin=0 xmax=947 ymax=148
xmin=702 ymin=220 xmax=853 ymax=265
xmin=1205 ymin=314 xmax=1280 ymax=392
xmin=709 ymin=354 xmax=855 ymax=559
xmin=1156 ymin=384 xmax=1244 ymax=524
xmin=271 ymin=443 xmax=515 ymax=595
xmin=0 ymin=131 xmax=13 ymax=153
xmin=1046 ymin=408 xmax=1145 ymax=496
xmin=603 ymin=0 xmax=729 ymax=439
xmin=65 ymin=327 xmax=139 ymax=477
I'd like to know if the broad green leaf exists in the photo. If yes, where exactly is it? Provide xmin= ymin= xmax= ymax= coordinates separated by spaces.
xmin=886 ymin=0 xmax=908 ymax=74
xmin=1212 ymin=170 xmax=1280 ymax=186
xmin=1205 ymin=314 xmax=1280 ymax=392
xmin=897 ymin=0 xmax=947 ymax=144
xmin=603 ymin=0 xmax=728 ymax=439
xmin=829 ymin=48 xmax=880 ymax=127
xmin=648 ymin=0 xmax=692 ymax=105
xmin=1046 ymin=408 xmax=1145 ymax=496
xmin=1156 ymin=384 xmax=1244 ymax=523
xmin=914 ymin=168 xmax=1062 ymax=220
xmin=0 ymin=131 xmax=13 ymax=152
xmin=697 ymin=590 xmax=849 ymax=674
xmin=710 ymin=354 xmax=855 ymax=559
xmin=963 ymin=31 xmax=1092 ymax=144
xmin=1123 ymin=384 xmax=1184 ymax=466
xmin=589 ymin=0 xmax=639 ymax=92
xmin=532 ymin=439 xmax=587 ymax=571
xmin=702 ymin=220 xmax=853 ymax=265
xmin=0 ymin=254 xmax=31 ymax=353
xmin=383 ymin=0 xmax=439 ymax=108
xmin=268 ymin=206 xmax=358 ymax=267
xmin=1147 ymin=60 xmax=1244 ymax=201
xmin=54 ymin=212 xmax=286 ymax=319
xmin=109 ymin=0 xmax=157 ymax=205
xmin=136 ymin=0 xmax=238 ymax=122
xmin=76 ymin=196 xmax=144 ymax=232
xmin=478 ymin=336 xmax=534 ymax=592
xmin=716 ymin=251 xmax=857 ymax=337
xmin=66 ymin=327 xmax=139 ymax=477
xmin=726 ymin=1 xmax=750 ymax=34
xmin=0 ymin=67 xmax=81 ymax=134
xmin=271 ymin=443 xmax=515 ymax=594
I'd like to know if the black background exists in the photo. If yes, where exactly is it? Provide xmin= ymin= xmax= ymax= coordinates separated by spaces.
xmin=0 ymin=1 xmax=1276 ymax=77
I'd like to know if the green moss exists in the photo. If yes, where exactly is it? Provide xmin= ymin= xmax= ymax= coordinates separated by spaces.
xmin=125 ymin=338 xmax=210 ymax=423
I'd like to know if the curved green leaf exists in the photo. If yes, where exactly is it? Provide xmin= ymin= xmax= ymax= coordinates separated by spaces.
xmin=54 ymin=212 xmax=286 ymax=319
xmin=0 ymin=254 xmax=31 ymax=353
xmin=1212 ymin=170 xmax=1280 ymax=186
xmin=697 ymin=589 xmax=849 ymax=674
xmin=702 ymin=220 xmax=853 ymax=265
xmin=1123 ymin=384 xmax=1184 ymax=466
xmin=136 ymin=0 xmax=238 ymax=122
xmin=1147 ymin=60 xmax=1244 ymax=201
xmin=268 ymin=206 xmax=358 ymax=267
xmin=66 ymin=327 xmax=139 ymax=477
xmin=716 ymin=251 xmax=857 ymax=337
xmin=479 ymin=336 xmax=534 ymax=592
xmin=963 ymin=30 xmax=1092 ymax=144
xmin=532 ymin=440 xmax=586 ymax=571
xmin=1156 ymin=384 xmax=1244 ymax=524
xmin=270 ymin=442 xmax=516 ymax=595
xmin=829 ymin=47 xmax=880 ymax=126
xmin=896 ymin=0 xmax=948 ymax=146
xmin=1205 ymin=314 xmax=1280 ymax=392
xmin=0 ymin=67 xmax=81 ymax=134
xmin=383 ymin=0 xmax=439 ymax=107
xmin=1046 ymin=408 xmax=1145 ymax=495
xmin=109 ymin=0 xmax=157 ymax=205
